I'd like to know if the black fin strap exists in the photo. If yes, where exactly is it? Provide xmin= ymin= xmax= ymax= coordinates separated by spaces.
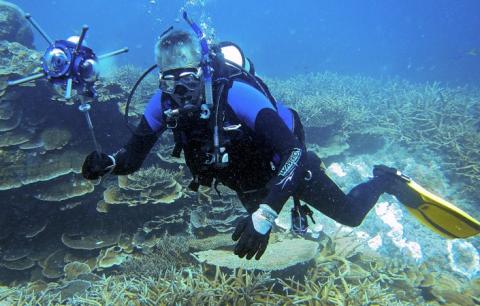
xmin=172 ymin=130 xmax=185 ymax=157
xmin=293 ymin=196 xmax=301 ymax=208
xmin=172 ymin=143 xmax=182 ymax=158
xmin=213 ymin=179 xmax=222 ymax=196
xmin=188 ymin=176 xmax=200 ymax=192
xmin=293 ymin=196 xmax=315 ymax=224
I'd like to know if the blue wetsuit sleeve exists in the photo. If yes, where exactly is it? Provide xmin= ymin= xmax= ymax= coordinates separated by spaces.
xmin=143 ymin=90 xmax=165 ymax=132
xmin=227 ymin=81 xmax=306 ymax=213
xmin=110 ymin=92 xmax=166 ymax=175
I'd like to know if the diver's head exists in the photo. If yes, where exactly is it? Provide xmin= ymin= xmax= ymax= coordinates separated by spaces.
xmin=155 ymin=30 xmax=201 ymax=71
xmin=155 ymin=30 xmax=203 ymax=106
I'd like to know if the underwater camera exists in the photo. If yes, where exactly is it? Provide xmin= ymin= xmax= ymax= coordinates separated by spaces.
xmin=6 ymin=13 xmax=128 ymax=153
xmin=7 ymin=14 xmax=128 ymax=99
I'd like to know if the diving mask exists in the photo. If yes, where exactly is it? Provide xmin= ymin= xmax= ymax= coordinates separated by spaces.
xmin=159 ymin=67 xmax=203 ymax=103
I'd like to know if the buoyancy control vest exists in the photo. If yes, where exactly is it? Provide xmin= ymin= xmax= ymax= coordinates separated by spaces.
xmin=161 ymin=42 xmax=280 ymax=192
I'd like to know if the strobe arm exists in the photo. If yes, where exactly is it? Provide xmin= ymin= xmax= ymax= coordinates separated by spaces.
xmin=7 ymin=72 xmax=46 ymax=87
xmin=25 ymin=13 xmax=53 ymax=45
xmin=98 ymin=47 xmax=129 ymax=60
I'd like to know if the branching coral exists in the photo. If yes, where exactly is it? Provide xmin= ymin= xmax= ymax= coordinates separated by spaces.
xmin=2 ymin=229 xmax=479 ymax=305
xmin=266 ymin=72 xmax=373 ymax=134
xmin=99 ymin=64 xmax=158 ymax=117
xmin=121 ymin=233 xmax=191 ymax=278
xmin=369 ymin=82 xmax=480 ymax=199
xmin=266 ymin=73 xmax=480 ymax=203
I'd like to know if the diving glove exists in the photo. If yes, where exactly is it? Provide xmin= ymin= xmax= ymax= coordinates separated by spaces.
xmin=232 ymin=204 xmax=277 ymax=260
xmin=81 ymin=151 xmax=116 ymax=180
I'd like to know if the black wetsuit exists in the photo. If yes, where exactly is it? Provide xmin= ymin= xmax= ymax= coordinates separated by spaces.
xmin=111 ymin=80 xmax=386 ymax=226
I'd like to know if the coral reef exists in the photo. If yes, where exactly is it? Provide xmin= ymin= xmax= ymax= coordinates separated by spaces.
xmin=266 ymin=72 xmax=373 ymax=131
xmin=192 ymin=238 xmax=319 ymax=275
xmin=308 ymin=136 xmax=350 ymax=159
xmin=34 ymin=173 xmax=94 ymax=202
xmin=95 ymin=63 xmax=158 ymax=129
xmin=106 ymin=64 xmax=158 ymax=117
xmin=0 ymin=1 xmax=34 ymax=48
xmin=187 ymin=233 xmax=236 ymax=251
xmin=266 ymin=73 xmax=480 ymax=204
xmin=188 ymin=185 xmax=244 ymax=237
xmin=447 ymin=239 xmax=480 ymax=278
xmin=39 ymin=127 xmax=72 ymax=151
xmin=61 ymin=217 xmax=122 ymax=251
xmin=0 ymin=150 xmax=85 ymax=190
xmin=103 ymin=166 xmax=184 ymax=206
xmin=64 ymin=261 xmax=92 ymax=280
xmin=1 ymin=230 xmax=478 ymax=305
xmin=0 ymin=6 xmax=479 ymax=302
xmin=121 ymin=233 xmax=191 ymax=278
xmin=0 ymin=21 xmax=206 ymax=296
xmin=97 ymin=246 xmax=128 ymax=269
xmin=0 ymin=40 xmax=42 ymax=88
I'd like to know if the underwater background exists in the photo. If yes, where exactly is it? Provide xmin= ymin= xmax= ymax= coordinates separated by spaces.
xmin=0 ymin=0 xmax=479 ymax=304
xmin=12 ymin=0 xmax=480 ymax=83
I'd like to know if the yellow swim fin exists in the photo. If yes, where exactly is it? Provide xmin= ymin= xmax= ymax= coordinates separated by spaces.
xmin=374 ymin=165 xmax=480 ymax=239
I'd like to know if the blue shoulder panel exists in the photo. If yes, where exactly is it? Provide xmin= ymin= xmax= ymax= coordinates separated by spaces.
xmin=143 ymin=90 xmax=164 ymax=132
xmin=276 ymin=101 xmax=294 ymax=132
xmin=227 ymin=81 xmax=275 ymax=130
xmin=227 ymin=81 xmax=294 ymax=132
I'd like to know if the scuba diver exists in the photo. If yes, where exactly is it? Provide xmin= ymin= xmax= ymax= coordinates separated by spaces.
xmin=82 ymin=23 xmax=480 ymax=261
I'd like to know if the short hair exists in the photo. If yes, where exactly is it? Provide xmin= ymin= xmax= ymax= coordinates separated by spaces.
xmin=154 ymin=30 xmax=201 ymax=72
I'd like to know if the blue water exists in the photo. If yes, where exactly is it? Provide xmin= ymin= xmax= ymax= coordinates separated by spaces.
xmin=11 ymin=0 xmax=480 ymax=84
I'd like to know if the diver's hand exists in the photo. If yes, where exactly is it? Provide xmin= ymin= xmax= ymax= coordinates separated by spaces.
xmin=232 ymin=204 xmax=278 ymax=260
xmin=81 ymin=151 xmax=116 ymax=180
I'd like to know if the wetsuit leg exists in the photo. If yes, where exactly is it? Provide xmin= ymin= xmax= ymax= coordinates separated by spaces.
xmin=299 ymin=152 xmax=387 ymax=227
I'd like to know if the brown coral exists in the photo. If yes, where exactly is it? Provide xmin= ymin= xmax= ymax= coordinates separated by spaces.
xmin=39 ymin=127 xmax=72 ymax=151
xmin=103 ymin=166 xmax=183 ymax=206
xmin=0 ymin=150 xmax=84 ymax=190
xmin=97 ymin=246 xmax=128 ymax=269
xmin=0 ymin=1 xmax=34 ymax=47
xmin=33 ymin=174 xmax=94 ymax=202
xmin=192 ymin=238 xmax=319 ymax=273
xmin=41 ymin=249 xmax=67 ymax=279
xmin=61 ymin=225 xmax=121 ymax=251
xmin=63 ymin=261 xmax=92 ymax=280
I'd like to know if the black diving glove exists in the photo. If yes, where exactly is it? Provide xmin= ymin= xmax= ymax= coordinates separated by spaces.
xmin=232 ymin=204 xmax=278 ymax=260
xmin=81 ymin=151 xmax=116 ymax=180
